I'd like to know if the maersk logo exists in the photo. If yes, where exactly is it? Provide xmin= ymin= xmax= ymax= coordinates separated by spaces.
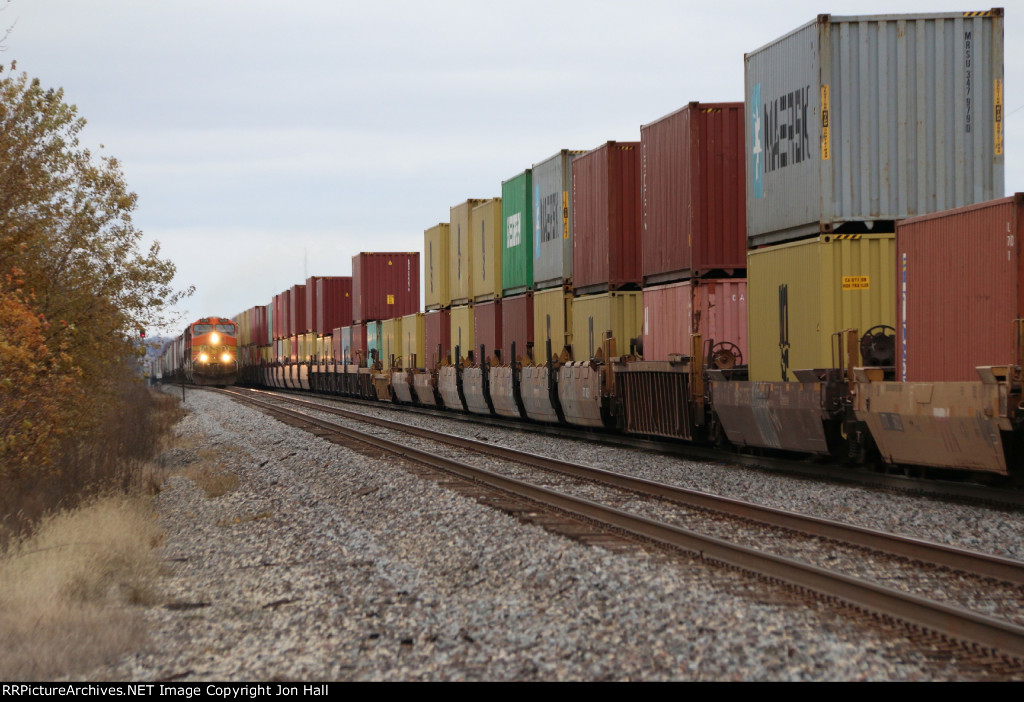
xmin=751 ymin=83 xmax=763 ymax=199
xmin=506 ymin=212 xmax=521 ymax=248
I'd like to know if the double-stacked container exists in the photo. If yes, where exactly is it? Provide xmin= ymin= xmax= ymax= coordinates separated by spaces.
xmin=534 ymin=150 xmax=585 ymax=291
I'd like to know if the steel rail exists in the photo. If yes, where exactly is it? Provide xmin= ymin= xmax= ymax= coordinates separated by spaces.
xmin=230 ymin=387 xmax=1024 ymax=586
xmin=220 ymin=388 xmax=1024 ymax=662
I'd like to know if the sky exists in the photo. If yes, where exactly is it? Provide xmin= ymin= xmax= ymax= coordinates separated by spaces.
xmin=6 ymin=1 xmax=1023 ymax=336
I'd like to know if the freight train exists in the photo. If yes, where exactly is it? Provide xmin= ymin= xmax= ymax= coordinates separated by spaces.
xmin=160 ymin=317 xmax=239 ymax=387
xmin=221 ymin=9 xmax=1019 ymax=480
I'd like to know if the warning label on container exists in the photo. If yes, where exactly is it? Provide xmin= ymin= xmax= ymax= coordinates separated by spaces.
xmin=386 ymin=294 xmax=395 ymax=305
xmin=821 ymin=85 xmax=831 ymax=161
xmin=842 ymin=276 xmax=869 ymax=290
xmin=995 ymin=78 xmax=1004 ymax=156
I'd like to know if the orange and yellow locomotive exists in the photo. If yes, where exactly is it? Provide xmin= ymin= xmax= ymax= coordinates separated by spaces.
xmin=184 ymin=316 xmax=238 ymax=386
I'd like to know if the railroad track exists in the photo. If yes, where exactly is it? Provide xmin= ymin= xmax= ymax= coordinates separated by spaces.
xmin=214 ymin=386 xmax=1024 ymax=669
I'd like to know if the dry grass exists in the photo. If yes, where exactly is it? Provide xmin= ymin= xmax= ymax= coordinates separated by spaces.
xmin=0 ymin=494 xmax=162 ymax=681
xmin=180 ymin=463 xmax=240 ymax=498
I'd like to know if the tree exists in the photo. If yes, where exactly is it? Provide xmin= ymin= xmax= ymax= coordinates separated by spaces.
xmin=0 ymin=62 xmax=191 ymax=473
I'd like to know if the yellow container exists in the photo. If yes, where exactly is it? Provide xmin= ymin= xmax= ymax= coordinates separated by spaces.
xmin=571 ymin=291 xmax=642 ymax=361
xmin=400 ymin=312 xmax=426 ymax=369
xmin=533 ymin=287 xmax=573 ymax=363
xmin=424 ymin=223 xmax=451 ymax=310
xmin=450 ymin=304 xmax=474 ymax=362
xmin=450 ymin=199 xmax=487 ymax=305
xmin=747 ymin=233 xmax=896 ymax=381
xmin=381 ymin=318 xmax=402 ymax=371
xmin=471 ymin=198 xmax=503 ymax=303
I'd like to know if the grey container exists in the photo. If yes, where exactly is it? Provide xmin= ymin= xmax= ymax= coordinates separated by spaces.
xmin=745 ymin=9 xmax=1005 ymax=245
xmin=533 ymin=149 xmax=586 ymax=290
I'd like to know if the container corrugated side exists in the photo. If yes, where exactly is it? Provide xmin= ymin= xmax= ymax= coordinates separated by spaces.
xmin=533 ymin=287 xmax=573 ymax=362
xmin=534 ymin=150 xmax=585 ymax=290
xmin=316 ymin=277 xmax=353 ymax=336
xmin=400 ymin=312 xmax=425 ymax=369
xmin=641 ymin=103 xmax=746 ymax=284
xmin=745 ymin=11 xmax=1005 ymax=245
xmin=424 ymin=309 xmax=451 ymax=370
xmin=290 ymin=284 xmax=307 ymax=336
xmin=450 ymin=304 xmax=474 ymax=363
xmin=365 ymin=321 xmax=383 ymax=367
xmin=424 ymin=224 xmax=451 ymax=310
xmin=642 ymin=279 xmax=748 ymax=362
xmin=352 ymin=252 xmax=420 ymax=323
xmin=471 ymin=198 xmax=503 ymax=302
xmin=896 ymin=194 xmax=1023 ymax=382
xmin=748 ymin=233 xmax=895 ymax=381
xmin=502 ymin=171 xmax=532 ymax=295
xmin=572 ymin=142 xmax=642 ymax=293
xmin=501 ymin=292 xmax=533 ymax=365
xmin=381 ymin=317 xmax=402 ymax=371
xmin=473 ymin=299 xmax=502 ymax=364
xmin=571 ymin=291 xmax=643 ymax=361
xmin=450 ymin=200 xmax=486 ymax=305
xmin=305 ymin=277 xmax=320 ymax=333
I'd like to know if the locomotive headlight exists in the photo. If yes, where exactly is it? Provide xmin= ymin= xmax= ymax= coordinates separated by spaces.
xmin=221 ymin=352 xmax=231 ymax=363
xmin=199 ymin=353 xmax=209 ymax=363
xmin=211 ymin=333 xmax=220 ymax=344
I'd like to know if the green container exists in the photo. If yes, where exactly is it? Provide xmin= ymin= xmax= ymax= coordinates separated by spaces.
xmin=502 ymin=170 xmax=533 ymax=295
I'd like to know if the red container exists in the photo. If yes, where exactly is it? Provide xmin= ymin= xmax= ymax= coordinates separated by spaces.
xmin=500 ymin=292 xmax=533 ymax=365
xmin=572 ymin=141 xmax=642 ymax=294
xmin=350 ymin=323 xmax=369 ymax=365
xmin=896 ymin=194 xmax=1024 ymax=382
xmin=252 ymin=305 xmax=268 ymax=347
xmin=274 ymin=290 xmax=291 ymax=340
xmin=352 ymin=252 xmax=420 ymax=323
xmin=289 ymin=284 xmax=308 ymax=335
xmin=641 ymin=102 xmax=746 ymax=285
xmin=305 ymin=277 xmax=319 ymax=333
xmin=424 ymin=309 xmax=451 ymax=370
xmin=473 ymin=299 xmax=503 ymax=364
xmin=316 ymin=276 xmax=353 ymax=336
xmin=642 ymin=279 xmax=748 ymax=364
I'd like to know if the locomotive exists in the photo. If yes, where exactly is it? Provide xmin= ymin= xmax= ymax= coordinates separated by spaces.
xmin=160 ymin=316 xmax=239 ymax=387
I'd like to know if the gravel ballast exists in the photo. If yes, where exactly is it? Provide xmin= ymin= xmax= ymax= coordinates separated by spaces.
xmin=89 ymin=389 xmax=1021 ymax=681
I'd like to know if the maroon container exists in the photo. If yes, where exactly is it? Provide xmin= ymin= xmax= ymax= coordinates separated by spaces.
xmin=641 ymin=102 xmax=746 ymax=285
xmin=289 ymin=284 xmax=307 ymax=336
xmin=473 ymin=299 xmax=503 ymax=364
xmin=352 ymin=252 xmax=420 ymax=323
xmin=305 ymin=277 xmax=319 ymax=333
xmin=253 ymin=305 xmax=268 ymax=347
xmin=350 ymin=322 xmax=369 ymax=365
xmin=316 ymin=276 xmax=353 ymax=336
xmin=274 ymin=290 xmax=291 ymax=341
xmin=500 ymin=292 xmax=534 ymax=365
xmin=424 ymin=309 xmax=451 ymax=370
xmin=572 ymin=141 xmax=642 ymax=294
xmin=642 ymin=279 xmax=748 ymax=363
xmin=896 ymin=194 xmax=1024 ymax=382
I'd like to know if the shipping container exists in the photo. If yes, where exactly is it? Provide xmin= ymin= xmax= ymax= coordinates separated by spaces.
xmin=450 ymin=200 xmax=487 ymax=305
xmin=745 ymin=10 xmax=1005 ymax=246
xmin=533 ymin=287 xmax=573 ymax=362
xmin=571 ymin=291 xmax=643 ymax=361
xmin=266 ymin=304 xmax=274 ymax=346
xmin=473 ymin=299 xmax=502 ymax=364
xmin=381 ymin=317 xmax=402 ymax=371
xmin=316 ymin=276 xmax=353 ymax=336
xmin=424 ymin=309 xmax=452 ymax=370
xmin=896 ymin=194 xmax=1024 ymax=382
xmin=501 ymin=292 xmax=534 ymax=365
xmin=641 ymin=102 xmax=746 ymax=285
xmin=502 ymin=170 xmax=533 ymax=295
xmin=424 ymin=223 xmax=451 ymax=310
xmin=348 ymin=323 xmax=368 ymax=366
xmin=289 ymin=284 xmax=307 ymax=336
xmin=747 ymin=233 xmax=895 ymax=381
xmin=332 ymin=326 xmax=344 ymax=363
xmin=572 ymin=141 xmax=642 ymax=293
xmin=534 ymin=150 xmax=585 ymax=290
xmin=304 ymin=277 xmax=319 ymax=334
xmin=352 ymin=252 xmax=420 ymax=323
xmin=642 ymin=279 xmax=748 ymax=364
xmin=471 ymin=198 xmax=503 ymax=302
xmin=365 ymin=320 xmax=383 ymax=367
xmin=400 ymin=312 xmax=426 ymax=370
xmin=450 ymin=304 xmax=474 ymax=363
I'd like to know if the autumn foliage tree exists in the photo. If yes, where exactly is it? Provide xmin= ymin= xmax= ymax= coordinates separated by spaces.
xmin=0 ymin=62 xmax=189 ymax=482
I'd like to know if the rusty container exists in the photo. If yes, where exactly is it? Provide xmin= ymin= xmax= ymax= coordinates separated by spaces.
xmin=424 ymin=223 xmax=451 ymax=311
xmin=450 ymin=304 xmax=475 ymax=363
xmin=473 ymin=299 xmax=502 ymax=364
xmin=424 ymin=309 xmax=452 ymax=370
xmin=501 ymin=292 xmax=534 ymax=365
xmin=642 ymin=279 xmax=748 ymax=363
xmin=352 ymin=252 xmax=420 ymax=323
xmin=571 ymin=291 xmax=643 ymax=362
xmin=641 ymin=102 xmax=746 ymax=284
xmin=471 ymin=198 xmax=503 ymax=302
xmin=533 ymin=287 xmax=573 ymax=362
xmin=289 ymin=284 xmax=307 ymax=336
xmin=316 ymin=276 xmax=353 ymax=336
xmin=571 ymin=141 xmax=642 ymax=294
xmin=450 ymin=199 xmax=487 ymax=305
xmin=896 ymin=194 xmax=1024 ymax=382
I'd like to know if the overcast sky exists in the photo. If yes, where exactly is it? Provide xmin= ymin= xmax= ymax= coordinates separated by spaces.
xmin=7 ymin=1 xmax=1023 ymax=335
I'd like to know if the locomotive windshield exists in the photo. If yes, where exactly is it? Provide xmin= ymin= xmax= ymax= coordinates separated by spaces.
xmin=193 ymin=323 xmax=235 ymax=334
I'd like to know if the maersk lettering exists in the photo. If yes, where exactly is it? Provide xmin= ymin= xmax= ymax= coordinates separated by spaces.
xmin=762 ymin=86 xmax=811 ymax=173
